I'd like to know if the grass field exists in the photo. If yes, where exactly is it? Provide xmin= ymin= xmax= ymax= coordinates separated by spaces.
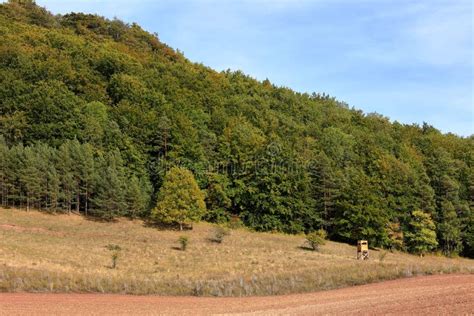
xmin=0 ymin=208 xmax=473 ymax=296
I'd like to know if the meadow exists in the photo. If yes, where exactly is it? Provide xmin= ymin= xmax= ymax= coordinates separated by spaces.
xmin=0 ymin=208 xmax=472 ymax=296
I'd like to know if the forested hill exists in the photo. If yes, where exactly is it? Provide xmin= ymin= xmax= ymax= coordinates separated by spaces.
xmin=0 ymin=1 xmax=473 ymax=257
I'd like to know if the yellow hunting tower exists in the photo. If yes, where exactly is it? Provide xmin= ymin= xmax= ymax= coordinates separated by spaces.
xmin=357 ymin=240 xmax=369 ymax=260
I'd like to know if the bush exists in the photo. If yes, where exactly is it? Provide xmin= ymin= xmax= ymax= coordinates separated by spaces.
xmin=305 ymin=229 xmax=327 ymax=251
xmin=105 ymin=244 xmax=122 ymax=269
xmin=211 ymin=226 xmax=230 ymax=243
xmin=178 ymin=236 xmax=189 ymax=251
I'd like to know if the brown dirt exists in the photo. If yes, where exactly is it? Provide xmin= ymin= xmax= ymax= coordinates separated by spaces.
xmin=0 ymin=274 xmax=472 ymax=315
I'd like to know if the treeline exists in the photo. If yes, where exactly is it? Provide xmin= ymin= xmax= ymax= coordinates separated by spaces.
xmin=0 ymin=0 xmax=473 ymax=257
xmin=0 ymin=137 xmax=151 ymax=219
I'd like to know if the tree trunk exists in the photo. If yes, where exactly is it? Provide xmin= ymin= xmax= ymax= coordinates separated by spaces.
xmin=85 ymin=190 xmax=88 ymax=217
xmin=76 ymin=192 xmax=80 ymax=214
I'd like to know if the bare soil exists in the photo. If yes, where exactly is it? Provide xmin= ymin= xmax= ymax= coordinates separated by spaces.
xmin=1 ymin=274 xmax=472 ymax=315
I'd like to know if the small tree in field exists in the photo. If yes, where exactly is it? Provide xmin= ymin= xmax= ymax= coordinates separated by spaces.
xmin=305 ymin=229 xmax=327 ymax=251
xmin=178 ymin=236 xmax=189 ymax=251
xmin=105 ymin=244 xmax=122 ymax=269
xmin=151 ymin=167 xmax=206 ymax=230
xmin=211 ymin=225 xmax=230 ymax=243
xmin=405 ymin=210 xmax=438 ymax=256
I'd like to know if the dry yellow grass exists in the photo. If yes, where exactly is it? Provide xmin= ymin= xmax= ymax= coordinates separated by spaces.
xmin=0 ymin=208 xmax=473 ymax=296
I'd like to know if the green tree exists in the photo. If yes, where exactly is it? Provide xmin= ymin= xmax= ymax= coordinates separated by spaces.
xmin=0 ymin=136 xmax=8 ymax=207
xmin=125 ymin=175 xmax=151 ymax=218
xmin=332 ymin=167 xmax=389 ymax=247
xmin=18 ymin=146 xmax=42 ymax=211
xmin=151 ymin=167 xmax=206 ymax=230
xmin=405 ymin=210 xmax=438 ymax=255
xmin=45 ymin=160 xmax=60 ymax=212
xmin=4 ymin=145 xmax=24 ymax=208
xmin=78 ymin=143 xmax=96 ymax=216
xmin=204 ymin=173 xmax=232 ymax=223
xmin=387 ymin=221 xmax=404 ymax=251
xmin=81 ymin=101 xmax=108 ymax=147
xmin=438 ymin=201 xmax=462 ymax=256
xmin=91 ymin=150 xmax=127 ymax=219
xmin=461 ymin=207 xmax=474 ymax=258
xmin=57 ymin=141 xmax=76 ymax=213
xmin=0 ymin=0 xmax=473 ymax=258
xmin=309 ymin=151 xmax=340 ymax=232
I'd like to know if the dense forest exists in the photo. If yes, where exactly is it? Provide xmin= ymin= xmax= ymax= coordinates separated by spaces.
xmin=0 ymin=1 xmax=472 ymax=257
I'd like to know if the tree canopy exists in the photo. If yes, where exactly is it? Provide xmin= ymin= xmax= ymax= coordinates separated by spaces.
xmin=151 ymin=167 xmax=206 ymax=230
xmin=0 ymin=1 xmax=473 ymax=257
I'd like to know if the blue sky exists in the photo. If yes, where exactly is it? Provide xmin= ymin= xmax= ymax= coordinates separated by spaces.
xmin=32 ymin=0 xmax=473 ymax=136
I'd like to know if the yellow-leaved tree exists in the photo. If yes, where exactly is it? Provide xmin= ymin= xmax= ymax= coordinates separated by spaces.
xmin=151 ymin=167 xmax=206 ymax=230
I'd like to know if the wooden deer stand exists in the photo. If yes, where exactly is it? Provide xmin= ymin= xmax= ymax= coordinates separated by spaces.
xmin=357 ymin=240 xmax=369 ymax=260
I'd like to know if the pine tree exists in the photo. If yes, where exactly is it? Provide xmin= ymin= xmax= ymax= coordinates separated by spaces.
xmin=151 ymin=167 xmax=206 ymax=230
xmin=125 ymin=175 xmax=151 ymax=218
xmin=33 ymin=143 xmax=55 ymax=210
xmin=0 ymin=136 xmax=8 ymax=207
xmin=57 ymin=142 xmax=75 ymax=213
xmin=80 ymin=143 xmax=96 ymax=216
xmin=69 ymin=139 xmax=84 ymax=213
xmin=68 ymin=141 xmax=96 ymax=215
xmin=5 ymin=145 xmax=24 ymax=208
xmin=45 ymin=162 xmax=60 ymax=211
xmin=91 ymin=151 xmax=126 ymax=220
xmin=19 ymin=146 xmax=42 ymax=211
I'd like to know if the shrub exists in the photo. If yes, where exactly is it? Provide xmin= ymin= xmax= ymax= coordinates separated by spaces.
xmin=178 ymin=236 xmax=189 ymax=251
xmin=305 ymin=229 xmax=327 ymax=251
xmin=211 ymin=226 xmax=230 ymax=243
xmin=105 ymin=244 xmax=122 ymax=269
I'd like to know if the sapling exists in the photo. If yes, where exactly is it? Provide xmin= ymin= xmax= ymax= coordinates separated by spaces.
xmin=211 ymin=226 xmax=230 ymax=243
xmin=106 ymin=244 xmax=122 ymax=269
xmin=178 ymin=236 xmax=189 ymax=251
xmin=305 ymin=229 xmax=327 ymax=251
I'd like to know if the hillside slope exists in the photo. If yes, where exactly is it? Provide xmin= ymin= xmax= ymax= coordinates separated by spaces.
xmin=0 ymin=1 xmax=473 ymax=256
xmin=0 ymin=208 xmax=472 ymax=296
